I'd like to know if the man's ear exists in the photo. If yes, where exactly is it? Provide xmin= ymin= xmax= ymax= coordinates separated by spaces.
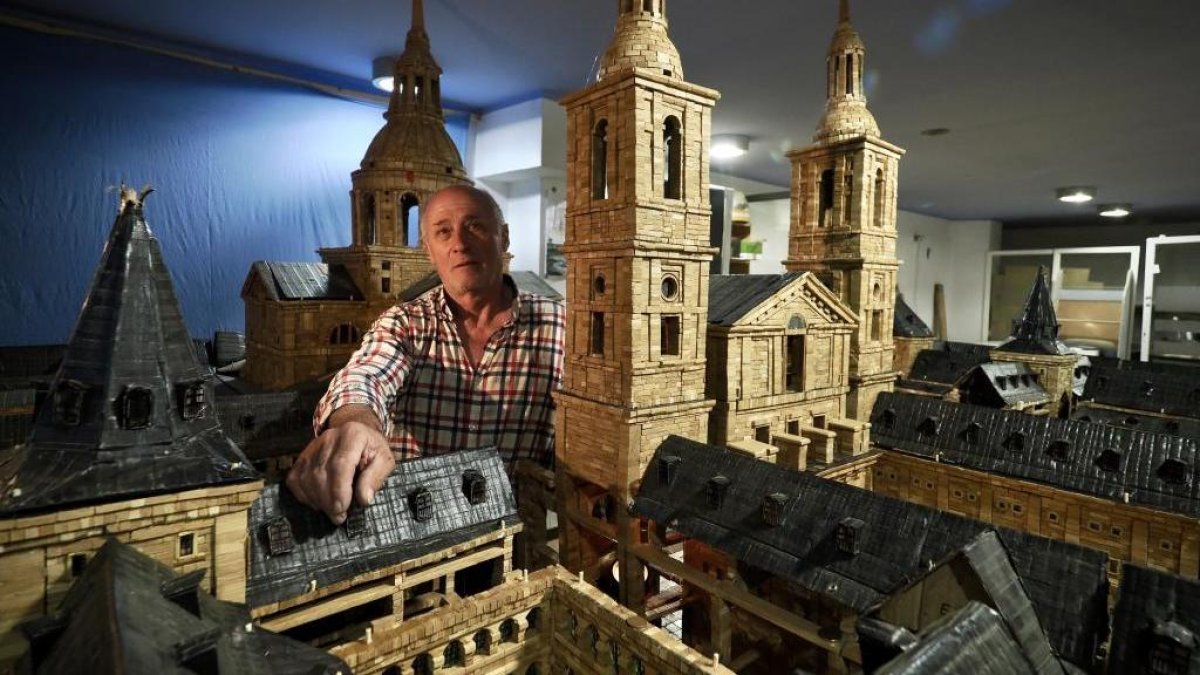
xmin=500 ymin=222 xmax=510 ymax=252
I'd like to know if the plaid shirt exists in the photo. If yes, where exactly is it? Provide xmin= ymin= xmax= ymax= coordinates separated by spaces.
xmin=314 ymin=277 xmax=564 ymax=468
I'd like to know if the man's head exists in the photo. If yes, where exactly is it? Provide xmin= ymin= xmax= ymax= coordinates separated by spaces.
xmin=421 ymin=185 xmax=509 ymax=298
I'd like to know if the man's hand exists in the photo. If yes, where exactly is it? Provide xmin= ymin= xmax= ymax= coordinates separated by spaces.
xmin=286 ymin=405 xmax=395 ymax=525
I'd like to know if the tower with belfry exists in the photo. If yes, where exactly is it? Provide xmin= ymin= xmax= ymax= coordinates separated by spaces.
xmin=783 ymin=0 xmax=904 ymax=420
xmin=243 ymin=0 xmax=471 ymax=390
xmin=555 ymin=0 xmax=719 ymax=610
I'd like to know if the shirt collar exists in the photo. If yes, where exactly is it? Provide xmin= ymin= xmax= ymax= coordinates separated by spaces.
xmin=433 ymin=274 xmax=521 ymax=324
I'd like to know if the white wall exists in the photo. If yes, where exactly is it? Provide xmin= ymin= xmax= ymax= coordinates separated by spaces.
xmin=741 ymin=198 xmax=999 ymax=342
xmin=896 ymin=212 xmax=1001 ymax=343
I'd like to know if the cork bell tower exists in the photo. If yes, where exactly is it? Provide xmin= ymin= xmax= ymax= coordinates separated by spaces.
xmin=556 ymin=0 xmax=719 ymax=609
xmin=784 ymin=0 xmax=904 ymax=420
xmin=320 ymin=0 xmax=471 ymax=306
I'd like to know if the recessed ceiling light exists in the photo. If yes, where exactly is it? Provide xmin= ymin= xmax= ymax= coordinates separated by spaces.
xmin=1098 ymin=204 xmax=1132 ymax=218
xmin=372 ymin=56 xmax=396 ymax=92
xmin=711 ymin=134 xmax=750 ymax=160
xmin=920 ymin=127 xmax=951 ymax=137
xmin=1056 ymin=186 xmax=1095 ymax=204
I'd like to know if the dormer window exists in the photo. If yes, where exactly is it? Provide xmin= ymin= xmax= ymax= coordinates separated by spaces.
xmin=961 ymin=422 xmax=983 ymax=445
xmin=177 ymin=380 xmax=207 ymax=420
xmin=917 ymin=416 xmax=940 ymax=439
xmin=117 ymin=385 xmax=154 ymax=430
xmin=1158 ymin=459 xmax=1190 ymax=486
xmin=835 ymin=517 xmax=864 ymax=556
xmin=1148 ymin=621 xmax=1194 ymax=675
xmin=265 ymin=517 xmax=294 ymax=556
xmin=1096 ymin=448 xmax=1121 ymax=473
xmin=1003 ymin=431 xmax=1025 ymax=452
xmin=658 ymin=455 xmax=681 ymax=485
xmin=1046 ymin=439 xmax=1071 ymax=461
xmin=1141 ymin=380 xmax=1156 ymax=397
xmin=53 ymin=380 xmax=88 ymax=427
xmin=706 ymin=475 xmax=730 ymax=510
xmin=761 ymin=493 xmax=787 ymax=527
xmin=410 ymin=487 xmax=433 ymax=522
xmin=463 ymin=469 xmax=487 ymax=505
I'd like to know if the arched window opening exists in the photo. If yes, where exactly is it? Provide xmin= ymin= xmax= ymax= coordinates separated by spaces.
xmin=443 ymin=641 xmax=464 ymax=668
xmin=431 ymin=78 xmax=441 ymax=107
xmin=500 ymin=618 xmax=519 ymax=643
xmin=643 ymin=0 xmax=653 ymax=12
xmin=818 ymin=169 xmax=835 ymax=227
xmin=592 ymin=120 xmax=609 ymax=200
xmin=329 ymin=324 xmax=360 ymax=345
xmin=363 ymin=193 xmax=377 ymax=245
xmin=412 ymin=653 xmax=433 ymax=675
xmin=874 ymin=168 xmax=885 ymax=228
xmin=832 ymin=57 xmax=840 ymax=98
xmin=663 ymin=116 xmax=682 ymax=200
xmin=400 ymin=193 xmax=420 ymax=247
xmin=527 ymin=606 xmax=542 ymax=631
xmin=846 ymin=54 xmax=855 ymax=95
xmin=414 ymin=76 xmax=424 ymax=103
xmin=842 ymin=163 xmax=854 ymax=226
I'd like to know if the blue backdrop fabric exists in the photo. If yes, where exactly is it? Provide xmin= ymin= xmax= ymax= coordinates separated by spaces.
xmin=0 ymin=25 xmax=469 ymax=346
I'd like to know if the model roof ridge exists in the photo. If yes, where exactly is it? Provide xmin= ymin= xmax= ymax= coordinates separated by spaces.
xmin=597 ymin=0 xmax=684 ymax=82
xmin=0 ymin=189 xmax=257 ymax=515
xmin=893 ymin=293 xmax=934 ymax=338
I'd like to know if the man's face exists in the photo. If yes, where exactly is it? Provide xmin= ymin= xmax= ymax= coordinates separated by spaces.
xmin=422 ymin=187 xmax=508 ymax=297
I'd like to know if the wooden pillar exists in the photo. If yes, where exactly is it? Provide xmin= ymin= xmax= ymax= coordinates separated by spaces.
xmin=709 ymin=594 xmax=732 ymax=664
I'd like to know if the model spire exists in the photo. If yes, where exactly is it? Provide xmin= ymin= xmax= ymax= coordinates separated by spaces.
xmin=598 ymin=0 xmax=683 ymax=81
xmin=998 ymin=266 xmax=1071 ymax=355
xmin=815 ymin=0 xmax=880 ymax=142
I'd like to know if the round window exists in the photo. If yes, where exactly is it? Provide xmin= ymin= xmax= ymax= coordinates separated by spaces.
xmin=661 ymin=275 xmax=679 ymax=300
xmin=593 ymin=275 xmax=606 ymax=295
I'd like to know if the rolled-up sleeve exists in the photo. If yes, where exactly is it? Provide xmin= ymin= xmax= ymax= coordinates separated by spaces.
xmin=313 ymin=308 xmax=413 ymax=437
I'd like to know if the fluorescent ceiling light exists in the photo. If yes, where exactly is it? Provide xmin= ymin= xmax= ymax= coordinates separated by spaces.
xmin=372 ymin=56 xmax=396 ymax=92
xmin=1056 ymin=186 xmax=1095 ymax=204
xmin=711 ymin=134 xmax=750 ymax=160
xmin=1098 ymin=204 xmax=1131 ymax=218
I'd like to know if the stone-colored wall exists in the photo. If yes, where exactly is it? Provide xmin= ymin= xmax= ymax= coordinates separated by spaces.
xmin=892 ymin=336 xmax=935 ymax=377
xmin=872 ymin=451 xmax=1200 ymax=580
xmin=0 ymin=481 xmax=260 ymax=664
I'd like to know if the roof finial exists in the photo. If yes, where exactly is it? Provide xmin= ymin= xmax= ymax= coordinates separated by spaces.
xmin=412 ymin=0 xmax=424 ymax=31
xmin=839 ymin=0 xmax=851 ymax=24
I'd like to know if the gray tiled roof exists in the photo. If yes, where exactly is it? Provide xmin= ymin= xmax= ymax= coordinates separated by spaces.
xmin=871 ymin=392 xmax=1200 ymax=518
xmin=873 ymin=602 xmax=1043 ymax=675
xmin=20 ymin=538 xmax=347 ymax=674
xmin=707 ymin=273 xmax=803 ymax=326
xmin=959 ymin=362 xmax=1050 ymax=407
xmin=892 ymin=294 xmax=934 ymax=338
xmin=1074 ymin=406 xmax=1200 ymax=442
xmin=246 ymin=447 xmax=520 ymax=608
xmin=905 ymin=343 xmax=992 ymax=387
xmin=250 ymin=261 xmax=363 ymax=301
xmin=0 ymin=202 xmax=258 ymax=516
xmin=1081 ymin=357 xmax=1200 ymax=420
xmin=631 ymin=435 xmax=1109 ymax=668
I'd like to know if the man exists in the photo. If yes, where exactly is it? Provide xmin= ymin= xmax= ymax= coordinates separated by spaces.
xmin=287 ymin=185 xmax=564 ymax=524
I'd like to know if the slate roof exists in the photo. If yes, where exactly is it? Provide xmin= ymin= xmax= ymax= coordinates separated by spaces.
xmin=872 ymin=602 xmax=1043 ymax=675
xmin=19 ymin=538 xmax=347 ymax=675
xmin=996 ymin=266 xmax=1072 ymax=356
xmin=871 ymin=391 xmax=1200 ymax=518
xmin=707 ymin=274 xmax=801 ymax=326
xmin=631 ymin=435 xmax=1109 ymax=668
xmin=901 ymin=343 xmax=993 ymax=390
xmin=0 ymin=198 xmax=258 ymax=516
xmin=1109 ymin=564 xmax=1200 ymax=675
xmin=246 ymin=447 xmax=520 ymax=608
xmin=400 ymin=270 xmax=562 ymax=302
xmin=1081 ymin=357 xmax=1200 ymax=420
xmin=215 ymin=387 xmax=324 ymax=461
xmin=957 ymin=362 xmax=1050 ymax=408
xmin=1074 ymin=406 xmax=1200 ymax=442
xmin=892 ymin=294 xmax=934 ymax=338
xmin=246 ymin=261 xmax=363 ymax=301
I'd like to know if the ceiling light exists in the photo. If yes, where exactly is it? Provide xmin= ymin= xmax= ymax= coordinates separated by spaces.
xmin=1056 ymin=186 xmax=1095 ymax=204
xmin=920 ymin=127 xmax=951 ymax=137
xmin=711 ymin=134 xmax=750 ymax=160
xmin=372 ymin=56 xmax=396 ymax=92
xmin=1098 ymin=204 xmax=1132 ymax=218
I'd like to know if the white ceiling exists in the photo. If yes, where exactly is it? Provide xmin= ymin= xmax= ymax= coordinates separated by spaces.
xmin=9 ymin=0 xmax=1200 ymax=224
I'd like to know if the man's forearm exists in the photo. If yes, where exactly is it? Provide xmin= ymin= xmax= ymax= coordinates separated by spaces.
xmin=326 ymin=404 xmax=384 ymax=433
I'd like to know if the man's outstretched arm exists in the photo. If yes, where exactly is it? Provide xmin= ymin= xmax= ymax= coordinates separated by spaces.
xmin=287 ymin=404 xmax=395 ymax=525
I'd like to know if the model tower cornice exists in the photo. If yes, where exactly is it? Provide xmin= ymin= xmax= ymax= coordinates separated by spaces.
xmin=815 ymin=0 xmax=880 ymax=143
